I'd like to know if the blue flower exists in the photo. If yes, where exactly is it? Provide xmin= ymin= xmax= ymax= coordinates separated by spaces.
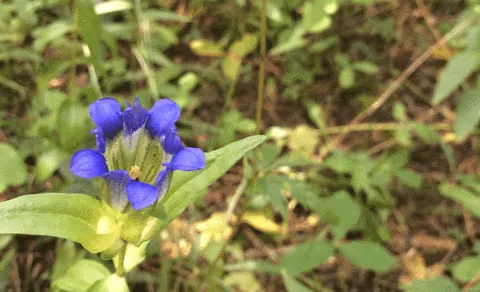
xmin=70 ymin=97 xmax=205 ymax=211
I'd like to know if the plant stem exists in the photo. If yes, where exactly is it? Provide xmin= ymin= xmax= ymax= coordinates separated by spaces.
xmin=69 ymin=2 xmax=79 ymax=99
xmin=324 ymin=122 xmax=450 ymax=134
xmin=116 ymin=244 xmax=127 ymax=276
xmin=255 ymin=0 xmax=267 ymax=135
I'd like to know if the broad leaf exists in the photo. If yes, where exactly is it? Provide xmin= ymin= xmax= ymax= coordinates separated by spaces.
xmin=324 ymin=191 xmax=361 ymax=239
xmin=149 ymin=136 xmax=266 ymax=234
xmin=455 ymin=90 xmax=480 ymax=142
xmin=280 ymin=240 xmax=334 ymax=276
xmin=0 ymin=194 xmax=119 ymax=253
xmin=339 ymin=241 xmax=396 ymax=272
xmin=432 ymin=51 xmax=480 ymax=105
xmin=88 ymin=274 xmax=129 ymax=292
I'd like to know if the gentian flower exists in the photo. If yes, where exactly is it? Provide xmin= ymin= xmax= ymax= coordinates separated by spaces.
xmin=70 ymin=97 xmax=205 ymax=211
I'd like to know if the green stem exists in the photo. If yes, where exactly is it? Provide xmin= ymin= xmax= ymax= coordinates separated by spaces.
xmin=116 ymin=244 xmax=127 ymax=276
xmin=69 ymin=2 xmax=79 ymax=99
xmin=255 ymin=0 xmax=267 ymax=135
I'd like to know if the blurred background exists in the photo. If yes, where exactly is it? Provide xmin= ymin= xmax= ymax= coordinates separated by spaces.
xmin=0 ymin=0 xmax=480 ymax=291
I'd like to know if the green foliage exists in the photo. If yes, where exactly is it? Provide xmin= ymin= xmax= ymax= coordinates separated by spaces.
xmin=0 ymin=193 xmax=119 ymax=253
xmin=152 ymin=135 xmax=266 ymax=231
xmin=405 ymin=277 xmax=461 ymax=292
xmin=0 ymin=143 xmax=27 ymax=192
xmin=339 ymin=241 xmax=396 ymax=272
xmin=0 ymin=0 xmax=479 ymax=291
xmin=280 ymin=240 xmax=334 ymax=276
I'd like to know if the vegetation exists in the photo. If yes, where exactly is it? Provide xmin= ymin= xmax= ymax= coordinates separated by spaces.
xmin=0 ymin=0 xmax=480 ymax=291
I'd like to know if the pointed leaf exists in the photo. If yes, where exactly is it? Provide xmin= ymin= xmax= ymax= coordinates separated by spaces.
xmin=151 ymin=136 xmax=266 ymax=232
xmin=432 ymin=51 xmax=480 ymax=105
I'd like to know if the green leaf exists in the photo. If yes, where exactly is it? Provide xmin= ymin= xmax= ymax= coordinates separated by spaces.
xmin=455 ymin=90 xmax=480 ymax=142
xmin=406 ymin=277 xmax=460 ymax=292
xmin=458 ymin=175 xmax=480 ymax=194
xmin=151 ymin=136 xmax=266 ymax=232
xmin=190 ymin=40 xmax=224 ymax=57
xmin=396 ymin=170 xmax=423 ymax=189
xmin=88 ymin=274 xmax=129 ymax=292
xmin=36 ymin=148 xmax=67 ymax=182
xmin=339 ymin=241 xmax=396 ymax=272
xmin=393 ymin=102 xmax=408 ymax=122
xmin=282 ymin=271 xmax=313 ymax=292
xmin=352 ymin=61 xmax=379 ymax=75
xmin=246 ymin=174 xmax=288 ymax=220
xmin=53 ymin=260 xmax=111 ymax=292
xmin=339 ymin=67 xmax=355 ymax=88
xmin=0 ymin=143 xmax=27 ymax=192
xmin=432 ymin=51 xmax=480 ymax=105
xmin=230 ymin=34 xmax=258 ymax=57
xmin=324 ymin=191 xmax=362 ymax=239
xmin=76 ymin=0 xmax=103 ymax=72
xmin=51 ymin=240 xmax=83 ymax=282
xmin=0 ymin=193 xmax=119 ymax=253
xmin=280 ymin=240 xmax=334 ymax=276
xmin=57 ymin=100 xmax=89 ymax=152
xmin=439 ymin=183 xmax=480 ymax=217
xmin=452 ymin=256 xmax=480 ymax=282
xmin=224 ymin=261 xmax=281 ymax=274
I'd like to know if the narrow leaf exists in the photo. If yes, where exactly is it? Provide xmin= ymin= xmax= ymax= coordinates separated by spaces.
xmin=151 ymin=136 xmax=266 ymax=232
xmin=439 ymin=183 xmax=480 ymax=217
xmin=432 ymin=51 xmax=480 ymax=105
xmin=76 ymin=0 xmax=103 ymax=72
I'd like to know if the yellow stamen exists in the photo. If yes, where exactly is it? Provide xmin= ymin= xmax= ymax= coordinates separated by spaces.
xmin=129 ymin=165 xmax=142 ymax=180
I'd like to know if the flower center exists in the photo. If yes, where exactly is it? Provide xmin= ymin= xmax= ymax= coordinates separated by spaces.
xmin=129 ymin=165 xmax=141 ymax=180
xmin=104 ymin=128 xmax=168 ymax=184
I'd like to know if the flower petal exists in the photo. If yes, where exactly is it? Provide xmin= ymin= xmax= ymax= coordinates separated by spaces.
xmin=155 ymin=169 xmax=170 ymax=201
xmin=126 ymin=181 xmax=159 ymax=210
xmin=163 ymin=126 xmax=184 ymax=154
xmin=101 ymin=170 xmax=131 ymax=211
xmin=70 ymin=149 xmax=108 ymax=178
xmin=123 ymin=97 xmax=149 ymax=135
xmin=89 ymin=97 xmax=123 ymax=139
xmin=146 ymin=99 xmax=181 ymax=137
xmin=169 ymin=147 xmax=205 ymax=171
xmin=91 ymin=127 xmax=106 ymax=153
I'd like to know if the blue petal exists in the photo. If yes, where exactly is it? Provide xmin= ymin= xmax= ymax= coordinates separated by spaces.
xmin=146 ymin=99 xmax=181 ymax=137
xmin=169 ymin=147 xmax=205 ymax=171
xmin=101 ymin=170 xmax=131 ymax=211
xmin=163 ymin=126 xmax=184 ymax=154
xmin=70 ymin=149 xmax=108 ymax=178
xmin=89 ymin=98 xmax=123 ymax=139
xmin=155 ymin=169 xmax=170 ymax=201
xmin=123 ymin=97 xmax=149 ymax=135
xmin=126 ymin=181 xmax=159 ymax=210
xmin=91 ymin=127 xmax=106 ymax=153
